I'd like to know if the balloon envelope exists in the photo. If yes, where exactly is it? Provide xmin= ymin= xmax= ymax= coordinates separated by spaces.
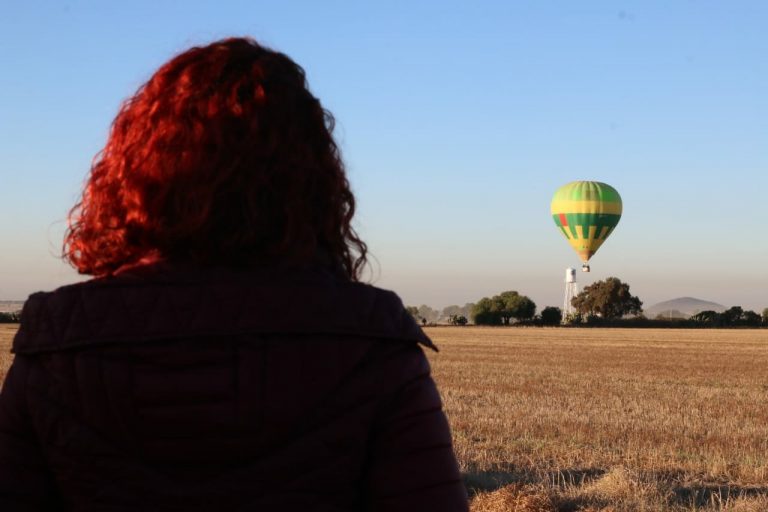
xmin=551 ymin=181 xmax=622 ymax=263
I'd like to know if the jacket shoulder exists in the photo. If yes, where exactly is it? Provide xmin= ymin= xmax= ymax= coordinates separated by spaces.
xmin=13 ymin=268 xmax=435 ymax=355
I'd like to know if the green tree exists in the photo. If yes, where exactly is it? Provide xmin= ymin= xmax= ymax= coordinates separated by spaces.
xmin=763 ymin=308 xmax=768 ymax=326
xmin=498 ymin=291 xmax=536 ymax=322
xmin=493 ymin=291 xmax=535 ymax=324
xmin=406 ymin=305 xmax=420 ymax=322
xmin=495 ymin=292 xmax=516 ymax=325
xmin=741 ymin=310 xmax=762 ymax=326
xmin=540 ymin=306 xmax=563 ymax=326
xmin=720 ymin=306 xmax=743 ymax=326
xmin=571 ymin=277 xmax=642 ymax=319
xmin=690 ymin=310 xmax=719 ymax=325
xmin=471 ymin=297 xmax=501 ymax=325
xmin=471 ymin=292 xmax=536 ymax=325
xmin=516 ymin=297 xmax=536 ymax=321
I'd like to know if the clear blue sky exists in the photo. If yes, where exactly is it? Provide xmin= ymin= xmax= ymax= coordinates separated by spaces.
xmin=1 ymin=1 xmax=766 ymax=311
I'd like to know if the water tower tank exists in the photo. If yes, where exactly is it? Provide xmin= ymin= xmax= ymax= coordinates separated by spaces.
xmin=565 ymin=267 xmax=576 ymax=283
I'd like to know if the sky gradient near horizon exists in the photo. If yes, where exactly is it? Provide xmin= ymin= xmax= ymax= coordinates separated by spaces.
xmin=1 ymin=1 xmax=767 ymax=311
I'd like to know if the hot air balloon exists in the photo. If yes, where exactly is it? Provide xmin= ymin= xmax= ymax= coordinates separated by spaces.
xmin=551 ymin=181 xmax=622 ymax=272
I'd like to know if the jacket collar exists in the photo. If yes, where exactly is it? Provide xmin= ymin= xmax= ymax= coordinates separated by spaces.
xmin=13 ymin=262 xmax=435 ymax=354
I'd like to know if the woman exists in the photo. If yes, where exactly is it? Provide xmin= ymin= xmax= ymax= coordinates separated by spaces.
xmin=0 ymin=38 xmax=467 ymax=511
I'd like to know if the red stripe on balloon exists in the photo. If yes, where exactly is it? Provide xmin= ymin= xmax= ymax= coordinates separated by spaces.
xmin=559 ymin=213 xmax=568 ymax=226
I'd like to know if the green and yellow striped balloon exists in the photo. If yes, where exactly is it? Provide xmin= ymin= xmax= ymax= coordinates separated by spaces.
xmin=551 ymin=181 xmax=622 ymax=265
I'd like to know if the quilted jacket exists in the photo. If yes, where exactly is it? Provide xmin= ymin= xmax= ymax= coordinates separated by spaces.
xmin=0 ymin=262 xmax=467 ymax=511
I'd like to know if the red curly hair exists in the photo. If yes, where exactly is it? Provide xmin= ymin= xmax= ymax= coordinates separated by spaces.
xmin=65 ymin=37 xmax=367 ymax=279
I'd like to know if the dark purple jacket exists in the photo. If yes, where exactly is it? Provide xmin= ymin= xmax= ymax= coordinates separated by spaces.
xmin=0 ymin=263 xmax=467 ymax=511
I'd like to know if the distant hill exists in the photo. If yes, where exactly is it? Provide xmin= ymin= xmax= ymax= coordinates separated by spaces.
xmin=646 ymin=297 xmax=726 ymax=319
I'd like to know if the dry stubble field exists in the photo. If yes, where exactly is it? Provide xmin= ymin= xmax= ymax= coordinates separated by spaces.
xmin=0 ymin=325 xmax=15 ymax=385
xmin=1 ymin=325 xmax=767 ymax=511
xmin=424 ymin=326 xmax=768 ymax=511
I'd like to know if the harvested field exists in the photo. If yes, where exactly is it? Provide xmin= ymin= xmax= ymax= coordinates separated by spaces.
xmin=0 ymin=325 xmax=15 ymax=382
xmin=424 ymin=327 xmax=768 ymax=511
xmin=1 ymin=325 xmax=766 ymax=510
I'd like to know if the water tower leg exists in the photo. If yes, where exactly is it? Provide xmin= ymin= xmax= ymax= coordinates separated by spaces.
xmin=563 ymin=267 xmax=578 ymax=323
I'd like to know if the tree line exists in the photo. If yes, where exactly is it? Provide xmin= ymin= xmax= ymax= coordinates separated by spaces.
xmin=465 ymin=277 xmax=643 ymax=326
xmin=689 ymin=307 xmax=766 ymax=327
xmin=0 ymin=311 xmax=21 ymax=323
xmin=408 ymin=277 xmax=768 ymax=328
xmin=406 ymin=304 xmax=474 ymax=326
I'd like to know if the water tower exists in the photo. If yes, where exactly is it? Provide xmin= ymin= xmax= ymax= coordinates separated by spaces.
xmin=563 ymin=267 xmax=578 ymax=319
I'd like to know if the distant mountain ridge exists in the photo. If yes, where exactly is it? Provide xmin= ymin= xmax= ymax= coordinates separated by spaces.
xmin=646 ymin=297 xmax=725 ymax=318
